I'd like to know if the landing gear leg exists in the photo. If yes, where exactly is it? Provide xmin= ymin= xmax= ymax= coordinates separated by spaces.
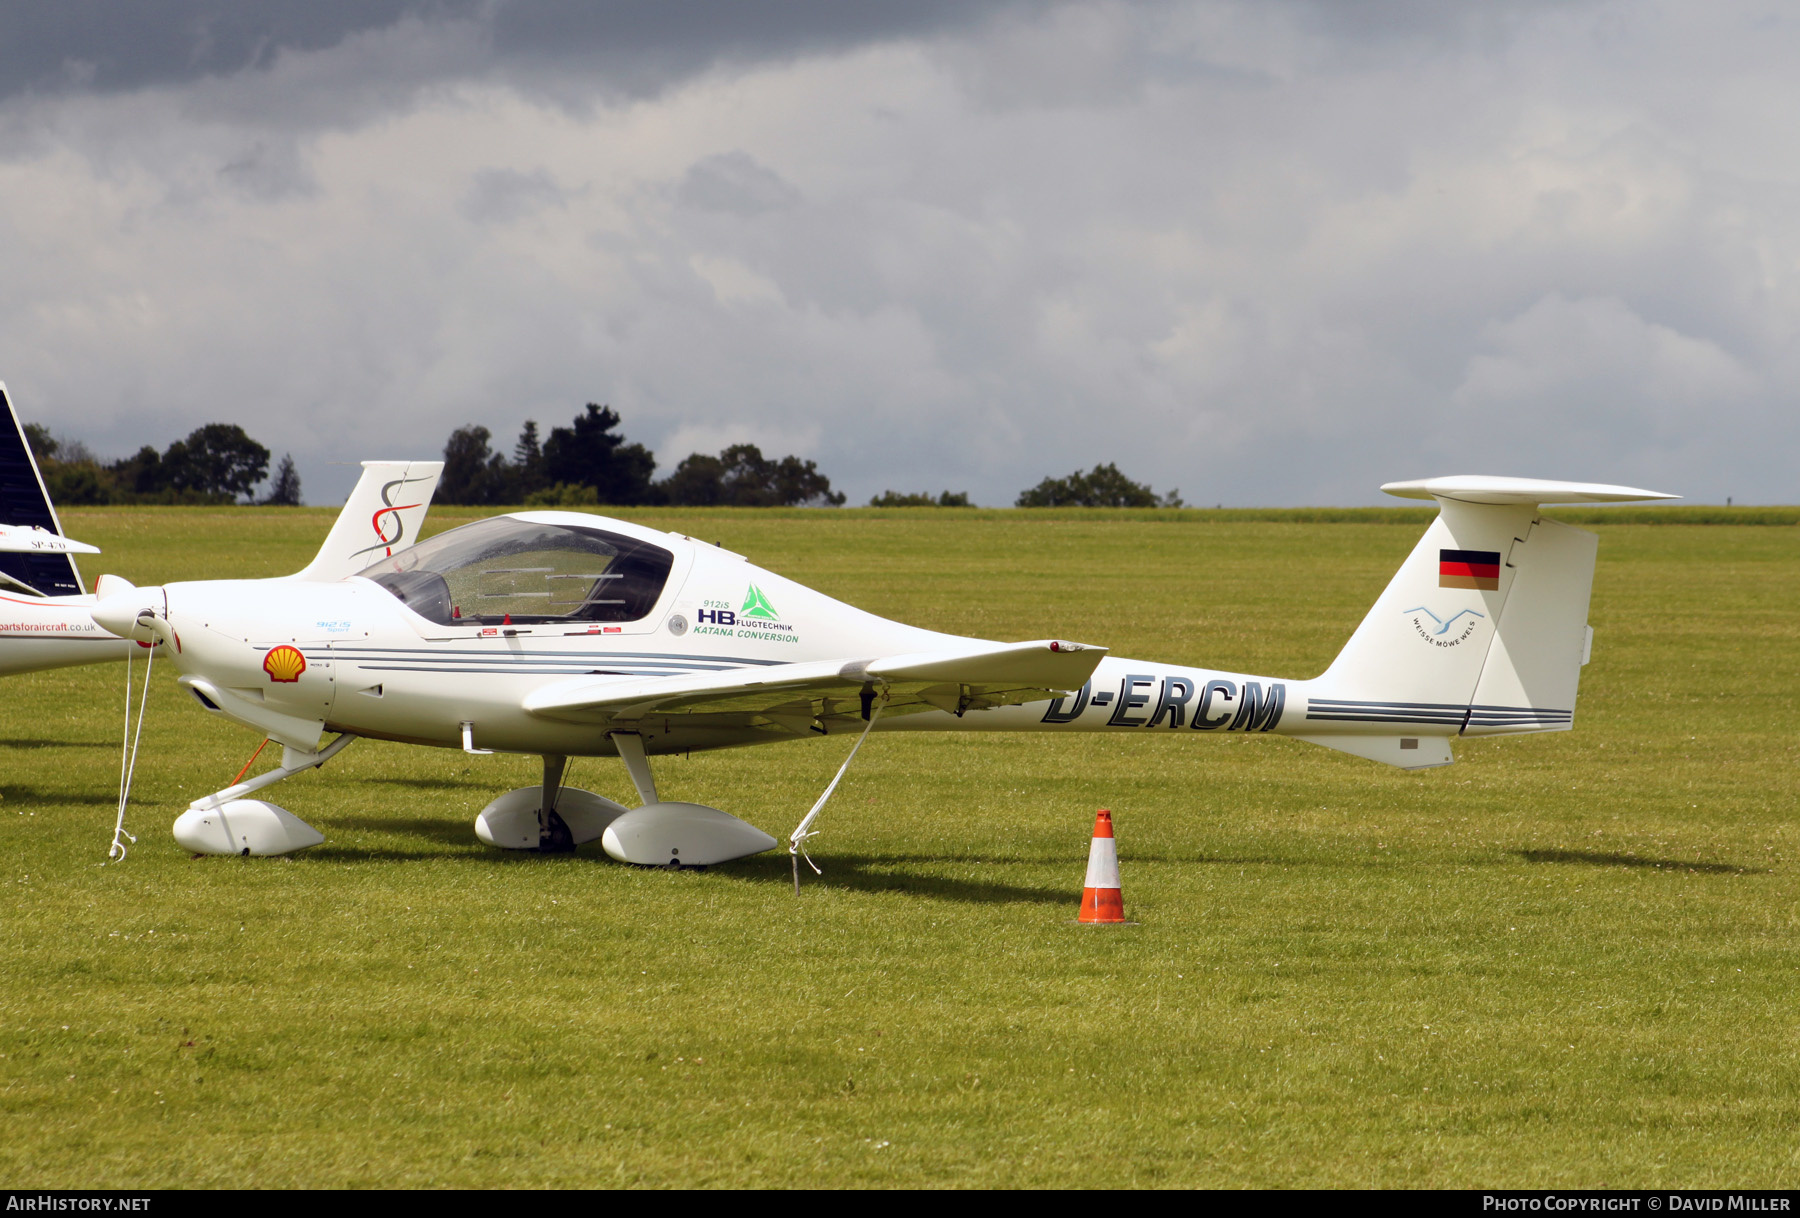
xmin=537 ymin=753 xmax=575 ymax=853
xmin=172 ymin=734 xmax=358 ymax=856
xmin=608 ymin=732 xmax=659 ymax=806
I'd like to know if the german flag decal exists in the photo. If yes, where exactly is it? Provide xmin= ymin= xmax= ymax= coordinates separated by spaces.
xmin=1439 ymin=549 xmax=1501 ymax=591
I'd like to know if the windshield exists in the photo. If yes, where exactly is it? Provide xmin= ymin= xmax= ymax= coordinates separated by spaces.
xmin=355 ymin=516 xmax=674 ymax=626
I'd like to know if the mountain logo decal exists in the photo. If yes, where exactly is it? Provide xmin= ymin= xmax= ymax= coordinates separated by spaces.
xmin=740 ymin=584 xmax=780 ymax=620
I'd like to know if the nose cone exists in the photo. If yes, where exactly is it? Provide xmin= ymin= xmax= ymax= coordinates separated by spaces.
xmin=91 ymin=586 xmax=163 ymax=641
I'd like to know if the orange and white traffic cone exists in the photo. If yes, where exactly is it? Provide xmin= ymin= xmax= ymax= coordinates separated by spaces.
xmin=1078 ymin=808 xmax=1126 ymax=924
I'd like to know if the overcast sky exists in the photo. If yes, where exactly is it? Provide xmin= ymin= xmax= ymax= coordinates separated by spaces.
xmin=0 ymin=0 xmax=1792 ymax=506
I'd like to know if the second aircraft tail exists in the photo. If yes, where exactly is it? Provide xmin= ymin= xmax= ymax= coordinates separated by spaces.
xmin=293 ymin=460 xmax=445 ymax=582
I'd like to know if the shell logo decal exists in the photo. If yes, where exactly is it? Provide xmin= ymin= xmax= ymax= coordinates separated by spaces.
xmin=263 ymin=645 xmax=307 ymax=683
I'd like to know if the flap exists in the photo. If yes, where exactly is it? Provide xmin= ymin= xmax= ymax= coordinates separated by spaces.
xmin=522 ymin=638 xmax=1106 ymax=726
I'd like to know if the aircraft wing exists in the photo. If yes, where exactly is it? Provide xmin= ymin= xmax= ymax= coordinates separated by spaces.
xmin=0 ymin=525 xmax=100 ymax=555
xmin=521 ymin=638 xmax=1106 ymax=729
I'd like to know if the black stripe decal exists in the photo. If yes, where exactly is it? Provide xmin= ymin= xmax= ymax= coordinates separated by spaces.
xmin=1307 ymin=697 xmax=1572 ymax=726
xmin=353 ymin=665 xmax=691 ymax=678
xmin=318 ymin=645 xmax=784 ymax=666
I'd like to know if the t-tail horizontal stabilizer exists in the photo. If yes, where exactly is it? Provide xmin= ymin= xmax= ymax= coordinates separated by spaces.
xmin=1301 ymin=475 xmax=1676 ymax=767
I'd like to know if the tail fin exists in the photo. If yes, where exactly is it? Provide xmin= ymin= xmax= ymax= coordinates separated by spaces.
xmin=293 ymin=460 xmax=444 ymax=582
xmin=1311 ymin=476 xmax=1675 ymax=738
xmin=0 ymin=382 xmax=87 ymax=596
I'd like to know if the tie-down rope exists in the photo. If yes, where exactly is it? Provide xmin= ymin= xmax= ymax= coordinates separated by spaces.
xmin=789 ymin=699 xmax=884 ymax=894
xmin=108 ymin=638 xmax=155 ymax=862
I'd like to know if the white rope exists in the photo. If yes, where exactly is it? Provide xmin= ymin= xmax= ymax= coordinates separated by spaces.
xmin=108 ymin=635 xmax=153 ymax=862
xmin=789 ymin=697 xmax=883 ymax=889
xmin=110 ymin=638 xmax=133 ymax=860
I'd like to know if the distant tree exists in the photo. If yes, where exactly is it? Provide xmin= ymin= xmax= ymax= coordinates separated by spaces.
xmin=21 ymin=422 xmax=273 ymax=505
xmin=869 ymin=490 xmax=972 ymax=507
xmin=438 ymin=406 xmax=845 ymax=508
xmin=22 ymin=424 xmax=117 ymax=503
xmin=21 ymin=423 xmax=56 ymax=461
xmin=41 ymin=461 xmax=112 ymax=505
xmin=660 ymin=443 xmax=846 ymax=507
xmin=261 ymin=454 xmax=303 ymax=506
xmin=512 ymin=420 xmax=546 ymax=499
xmin=109 ymin=445 xmax=168 ymax=497
xmin=160 ymin=424 xmax=270 ymax=500
xmin=727 ymin=444 xmax=845 ymax=507
xmin=56 ymin=437 xmax=95 ymax=465
xmin=1016 ymin=463 xmax=1180 ymax=508
xmin=440 ymin=425 xmax=509 ymax=505
xmin=659 ymin=453 xmax=728 ymax=506
xmin=542 ymin=404 xmax=657 ymax=505
xmin=523 ymin=482 xmax=600 ymax=507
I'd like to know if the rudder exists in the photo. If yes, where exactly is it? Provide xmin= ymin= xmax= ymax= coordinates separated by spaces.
xmin=1308 ymin=475 xmax=1673 ymax=739
xmin=1312 ymin=497 xmax=1537 ymax=723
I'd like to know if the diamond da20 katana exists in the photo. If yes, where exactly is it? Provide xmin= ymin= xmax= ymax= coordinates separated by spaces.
xmin=89 ymin=474 xmax=1674 ymax=868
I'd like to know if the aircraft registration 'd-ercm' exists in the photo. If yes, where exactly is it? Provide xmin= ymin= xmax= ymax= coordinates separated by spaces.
xmin=90 ymin=474 xmax=1674 ymax=870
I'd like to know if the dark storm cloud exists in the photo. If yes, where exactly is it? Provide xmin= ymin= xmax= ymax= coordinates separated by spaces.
xmin=0 ymin=0 xmax=1014 ymax=100
xmin=0 ymin=1 xmax=435 ymax=95
xmin=0 ymin=0 xmax=1791 ymax=507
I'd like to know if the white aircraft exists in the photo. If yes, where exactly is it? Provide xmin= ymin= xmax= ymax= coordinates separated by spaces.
xmin=90 ymin=473 xmax=1674 ymax=869
xmin=0 ymin=381 xmax=131 ymax=673
xmin=0 ymin=380 xmax=444 ymax=679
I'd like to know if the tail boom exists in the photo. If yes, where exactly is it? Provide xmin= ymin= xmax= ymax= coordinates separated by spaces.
xmin=879 ymin=475 xmax=1670 ymax=771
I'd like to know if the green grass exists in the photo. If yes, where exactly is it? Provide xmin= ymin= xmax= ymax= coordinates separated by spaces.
xmin=3 ymin=507 xmax=1797 ymax=1188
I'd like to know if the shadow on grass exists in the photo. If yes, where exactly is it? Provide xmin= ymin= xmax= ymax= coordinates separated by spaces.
xmin=305 ymin=844 xmax=616 ymax=864
xmin=720 ymin=854 xmax=1070 ymax=905
xmin=356 ymin=776 xmax=495 ymax=792
xmin=0 ymin=784 xmax=123 ymax=807
xmin=298 ymin=834 xmax=1069 ymax=901
xmin=283 ymin=822 xmax=1139 ymax=904
xmin=307 ymin=847 xmax=480 ymax=862
xmin=328 ymin=815 xmax=488 ymax=847
xmin=0 ymin=738 xmax=113 ymax=750
xmin=1517 ymin=849 xmax=1764 ymax=875
xmin=307 ymin=816 xmax=619 ymax=864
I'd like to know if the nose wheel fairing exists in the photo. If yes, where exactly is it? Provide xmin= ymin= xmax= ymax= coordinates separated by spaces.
xmin=174 ymin=799 xmax=325 ymax=857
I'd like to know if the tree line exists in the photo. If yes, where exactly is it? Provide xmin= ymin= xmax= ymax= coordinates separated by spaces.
xmin=23 ymin=402 xmax=1180 ymax=513
xmin=440 ymin=404 xmax=848 ymax=507
xmin=1015 ymin=463 xmax=1182 ymax=508
xmin=440 ymin=406 xmax=1179 ymax=510
xmin=872 ymin=464 xmax=1178 ymax=508
xmin=26 ymin=423 xmax=301 ymax=506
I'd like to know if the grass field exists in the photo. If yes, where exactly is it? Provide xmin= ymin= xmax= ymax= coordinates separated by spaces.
xmin=2 ymin=505 xmax=1796 ymax=1188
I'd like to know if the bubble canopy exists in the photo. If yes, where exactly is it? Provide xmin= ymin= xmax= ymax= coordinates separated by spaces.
xmin=354 ymin=516 xmax=675 ymax=626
